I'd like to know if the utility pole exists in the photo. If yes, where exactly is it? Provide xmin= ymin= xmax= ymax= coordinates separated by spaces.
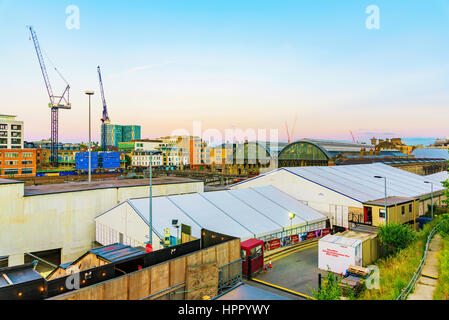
xmin=424 ymin=181 xmax=434 ymax=219
xmin=85 ymin=91 xmax=94 ymax=183
xmin=374 ymin=175 xmax=388 ymax=224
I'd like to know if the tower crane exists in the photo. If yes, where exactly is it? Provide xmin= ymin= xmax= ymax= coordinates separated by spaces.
xmin=28 ymin=26 xmax=71 ymax=167
xmin=97 ymin=66 xmax=110 ymax=150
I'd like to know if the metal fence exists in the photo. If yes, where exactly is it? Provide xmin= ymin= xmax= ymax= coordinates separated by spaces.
xmin=218 ymin=259 xmax=242 ymax=294
xmin=396 ymin=221 xmax=443 ymax=300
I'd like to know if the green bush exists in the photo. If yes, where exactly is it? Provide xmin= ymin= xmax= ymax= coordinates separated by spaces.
xmin=378 ymin=223 xmax=416 ymax=256
xmin=309 ymin=271 xmax=343 ymax=300
xmin=434 ymin=238 xmax=449 ymax=300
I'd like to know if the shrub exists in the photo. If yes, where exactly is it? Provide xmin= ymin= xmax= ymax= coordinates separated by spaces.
xmin=378 ymin=223 xmax=416 ymax=256
xmin=309 ymin=271 xmax=344 ymax=300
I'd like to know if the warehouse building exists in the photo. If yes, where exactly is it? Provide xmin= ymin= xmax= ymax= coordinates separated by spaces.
xmin=0 ymin=177 xmax=203 ymax=268
xmin=231 ymin=163 xmax=446 ymax=230
xmin=412 ymin=148 xmax=449 ymax=160
xmin=95 ymin=185 xmax=328 ymax=251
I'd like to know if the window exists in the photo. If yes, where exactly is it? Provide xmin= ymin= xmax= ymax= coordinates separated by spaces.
xmin=22 ymin=161 xmax=33 ymax=165
xmin=409 ymin=204 xmax=412 ymax=212
xmin=0 ymin=124 xmax=7 ymax=130
xmin=0 ymin=131 xmax=7 ymax=136
xmin=5 ymin=160 xmax=18 ymax=165
xmin=11 ymin=125 xmax=21 ymax=130
xmin=4 ymin=152 xmax=18 ymax=158
xmin=402 ymin=206 xmax=405 ymax=216
xmin=4 ymin=169 xmax=19 ymax=175
xmin=21 ymin=168 xmax=33 ymax=174
xmin=379 ymin=209 xmax=386 ymax=219
xmin=11 ymin=138 xmax=21 ymax=145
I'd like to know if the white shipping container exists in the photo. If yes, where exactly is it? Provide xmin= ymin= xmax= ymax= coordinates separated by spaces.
xmin=318 ymin=234 xmax=362 ymax=274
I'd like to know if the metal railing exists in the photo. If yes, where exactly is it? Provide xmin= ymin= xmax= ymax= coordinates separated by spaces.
xmin=218 ymin=259 xmax=242 ymax=294
xmin=396 ymin=221 xmax=441 ymax=300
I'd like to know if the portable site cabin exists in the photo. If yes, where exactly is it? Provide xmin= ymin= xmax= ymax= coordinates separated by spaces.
xmin=95 ymin=185 xmax=328 ymax=250
xmin=231 ymin=163 xmax=446 ymax=229
xmin=318 ymin=231 xmax=379 ymax=274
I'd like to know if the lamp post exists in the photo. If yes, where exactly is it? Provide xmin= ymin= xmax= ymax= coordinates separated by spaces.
xmin=85 ymin=91 xmax=94 ymax=183
xmin=288 ymin=212 xmax=296 ymax=233
xmin=374 ymin=175 xmax=387 ymax=224
xmin=424 ymin=181 xmax=434 ymax=219
xmin=146 ymin=151 xmax=153 ymax=252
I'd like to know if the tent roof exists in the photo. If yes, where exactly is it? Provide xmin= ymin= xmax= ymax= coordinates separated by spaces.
xmin=106 ymin=186 xmax=327 ymax=240
xmin=233 ymin=163 xmax=445 ymax=203
xmin=283 ymin=163 xmax=445 ymax=202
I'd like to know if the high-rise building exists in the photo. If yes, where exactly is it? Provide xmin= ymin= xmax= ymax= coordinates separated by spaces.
xmin=0 ymin=115 xmax=24 ymax=149
xmin=102 ymin=124 xmax=141 ymax=147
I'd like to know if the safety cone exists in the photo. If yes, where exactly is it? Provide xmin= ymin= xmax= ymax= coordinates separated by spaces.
xmin=268 ymin=260 xmax=272 ymax=269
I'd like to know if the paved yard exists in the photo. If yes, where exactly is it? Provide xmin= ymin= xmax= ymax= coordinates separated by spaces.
xmin=253 ymin=245 xmax=322 ymax=298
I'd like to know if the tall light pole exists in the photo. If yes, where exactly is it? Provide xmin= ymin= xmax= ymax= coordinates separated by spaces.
xmin=146 ymin=151 xmax=153 ymax=252
xmin=85 ymin=91 xmax=94 ymax=183
xmin=374 ymin=175 xmax=388 ymax=224
xmin=424 ymin=181 xmax=434 ymax=219
xmin=288 ymin=212 xmax=295 ymax=234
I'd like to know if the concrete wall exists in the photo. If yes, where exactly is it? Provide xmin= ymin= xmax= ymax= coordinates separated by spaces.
xmin=0 ymin=181 xmax=203 ymax=267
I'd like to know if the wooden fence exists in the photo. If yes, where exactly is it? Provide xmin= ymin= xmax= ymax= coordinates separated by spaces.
xmin=49 ymin=238 xmax=241 ymax=300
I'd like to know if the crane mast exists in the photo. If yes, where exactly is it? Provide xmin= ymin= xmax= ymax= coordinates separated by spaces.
xmin=97 ymin=66 xmax=110 ymax=151
xmin=28 ymin=26 xmax=71 ymax=167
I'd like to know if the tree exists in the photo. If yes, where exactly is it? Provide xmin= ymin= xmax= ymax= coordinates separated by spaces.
xmin=378 ymin=223 xmax=416 ymax=256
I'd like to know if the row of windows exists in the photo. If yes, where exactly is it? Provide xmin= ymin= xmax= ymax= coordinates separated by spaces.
xmin=0 ymin=124 xmax=22 ymax=130
xmin=1 ymin=168 xmax=33 ymax=175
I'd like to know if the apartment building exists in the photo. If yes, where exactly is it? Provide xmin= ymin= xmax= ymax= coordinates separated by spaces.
xmin=132 ymin=150 xmax=163 ymax=168
xmin=0 ymin=115 xmax=24 ymax=149
xmin=0 ymin=149 xmax=37 ymax=178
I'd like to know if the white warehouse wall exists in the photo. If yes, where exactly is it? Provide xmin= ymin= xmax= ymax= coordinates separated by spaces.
xmin=0 ymin=181 xmax=203 ymax=267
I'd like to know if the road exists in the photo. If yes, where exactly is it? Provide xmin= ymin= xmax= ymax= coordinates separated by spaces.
xmin=253 ymin=244 xmax=321 ymax=298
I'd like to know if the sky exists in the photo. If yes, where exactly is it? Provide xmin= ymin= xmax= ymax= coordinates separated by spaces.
xmin=1 ymin=0 xmax=449 ymax=145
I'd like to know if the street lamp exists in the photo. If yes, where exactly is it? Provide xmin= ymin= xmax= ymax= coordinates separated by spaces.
xmin=374 ymin=175 xmax=388 ymax=224
xmin=288 ymin=212 xmax=296 ymax=233
xmin=424 ymin=181 xmax=434 ymax=219
xmin=146 ymin=151 xmax=154 ymax=252
xmin=85 ymin=91 xmax=94 ymax=183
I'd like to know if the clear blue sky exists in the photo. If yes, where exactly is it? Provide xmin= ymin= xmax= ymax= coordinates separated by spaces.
xmin=1 ymin=0 xmax=449 ymax=144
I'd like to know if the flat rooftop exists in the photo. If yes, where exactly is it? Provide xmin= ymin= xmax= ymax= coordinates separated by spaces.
xmin=364 ymin=196 xmax=416 ymax=206
xmin=23 ymin=177 xmax=202 ymax=196
xmin=0 ymin=178 xmax=24 ymax=185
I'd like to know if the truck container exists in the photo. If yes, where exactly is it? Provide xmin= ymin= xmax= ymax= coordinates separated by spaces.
xmin=75 ymin=152 xmax=98 ymax=170
xmin=318 ymin=230 xmax=378 ymax=274
xmin=98 ymin=152 xmax=120 ymax=169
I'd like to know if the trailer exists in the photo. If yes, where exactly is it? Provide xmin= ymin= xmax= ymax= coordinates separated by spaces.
xmin=318 ymin=231 xmax=378 ymax=274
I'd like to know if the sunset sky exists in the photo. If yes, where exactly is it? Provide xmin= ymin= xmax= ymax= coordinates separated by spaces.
xmin=1 ymin=0 xmax=449 ymax=144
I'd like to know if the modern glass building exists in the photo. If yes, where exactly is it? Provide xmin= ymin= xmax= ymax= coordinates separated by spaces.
xmin=102 ymin=124 xmax=141 ymax=147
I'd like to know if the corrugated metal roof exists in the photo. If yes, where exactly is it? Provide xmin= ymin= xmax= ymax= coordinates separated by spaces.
xmin=412 ymin=148 xmax=449 ymax=160
xmin=89 ymin=243 xmax=144 ymax=262
xmin=122 ymin=186 xmax=327 ymax=240
xmin=281 ymin=163 xmax=445 ymax=202
xmin=424 ymin=171 xmax=449 ymax=184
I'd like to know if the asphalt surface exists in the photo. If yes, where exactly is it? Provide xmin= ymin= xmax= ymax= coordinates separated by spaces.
xmin=253 ymin=245 xmax=321 ymax=298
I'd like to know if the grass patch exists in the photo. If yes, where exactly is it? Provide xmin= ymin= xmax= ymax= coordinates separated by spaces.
xmin=358 ymin=222 xmax=435 ymax=300
xmin=434 ymin=237 xmax=449 ymax=300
